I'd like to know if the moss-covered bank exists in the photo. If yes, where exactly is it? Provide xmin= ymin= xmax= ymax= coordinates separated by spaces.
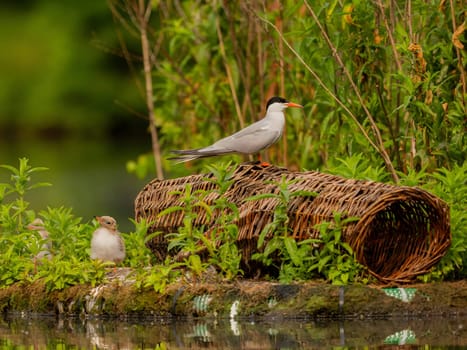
xmin=0 ymin=270 xmax=466 ymax=320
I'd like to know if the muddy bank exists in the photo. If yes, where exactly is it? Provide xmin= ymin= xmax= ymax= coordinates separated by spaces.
xmin=0 ymin=271 xmax=466 ymax=320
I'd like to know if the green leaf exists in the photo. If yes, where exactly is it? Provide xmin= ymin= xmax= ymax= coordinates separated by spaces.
xmin=28 ymin=182 xmax=52 ymax=190
xmin=341 ymin=242 xmax=354 ymax=255
xmin=157 ymin=206 xmax=184 ymax=217
xmin=284 ymin=237 xmax=301 ymax=266
xmin=246 ymin=193 xmax=278 ymax=201
xmin=0 ymin=164 xmax=18 ymax=174
xmin=318 ymin=255 xmax=331 ymax=272
xmin=194 ymin=201 xmax=213 ymax=218
xmin=290 ymin=190 xmax=318 ymax=198
xmin=257 ymin=223 xmax=273 ymax=248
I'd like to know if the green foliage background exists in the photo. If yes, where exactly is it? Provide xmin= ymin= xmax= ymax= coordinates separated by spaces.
xmin=110 ymin=0 xmax=465 ymax=179
xmin=0 ymin=1 xmax=142 ymax=136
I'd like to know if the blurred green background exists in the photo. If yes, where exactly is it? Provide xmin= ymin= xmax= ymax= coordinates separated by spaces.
xmin=0 ymin=1 xmax=149 ymax=231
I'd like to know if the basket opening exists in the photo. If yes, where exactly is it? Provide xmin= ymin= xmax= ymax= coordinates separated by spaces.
xmin=362 ymin=199 xmax=439 ymax=279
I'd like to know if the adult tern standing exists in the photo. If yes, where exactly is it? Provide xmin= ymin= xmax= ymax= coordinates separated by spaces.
xmin=169 ymin=96 xmax=303 ymax=163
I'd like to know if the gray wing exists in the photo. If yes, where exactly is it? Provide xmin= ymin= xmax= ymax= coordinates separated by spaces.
xmin=210 ymin=126 xmax=281 ymax=154
xmin=169 ymin=118 xmax=282 ymax=161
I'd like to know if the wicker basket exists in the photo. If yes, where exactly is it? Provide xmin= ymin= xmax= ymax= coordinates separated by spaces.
xmin=135 ymin=162 xmax=451 ymax=283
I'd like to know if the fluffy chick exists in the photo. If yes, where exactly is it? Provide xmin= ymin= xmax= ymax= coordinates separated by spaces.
xmin=90 ymin=216 xmax=125 ymax=264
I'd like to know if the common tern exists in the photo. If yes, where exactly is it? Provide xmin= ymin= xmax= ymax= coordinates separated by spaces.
xmin=169 ymin=96 xmax=303 ymax=163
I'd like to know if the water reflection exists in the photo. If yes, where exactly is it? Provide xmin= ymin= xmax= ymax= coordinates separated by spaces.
xmin=1 ymin=314 xmax=466 ymax=349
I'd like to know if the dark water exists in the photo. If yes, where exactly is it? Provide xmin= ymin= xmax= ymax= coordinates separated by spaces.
xmin=1 ymin=314 xmax=466 ymax=349
xmin=0 ymin=137 xmax=151 ymax=232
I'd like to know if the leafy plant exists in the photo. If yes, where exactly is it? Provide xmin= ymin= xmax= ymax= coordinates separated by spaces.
xmin=160 ymin=184 xmax=211 ymax=254
xmin=158 ymin=184 xmax=211 ymax=277
xmin=124 ymin=218 xmax=158 ymax=268
xmin=33 ymin=257 xmax=108 ymax=292
xmin=38 ymin=207 xmax=90 ymax=259
xmin=275 ymin=237 xmax=316 ymax=283
xmin=326 ymin=153 xmax=390 ymax=182
xmin=0 ymin=245 xmax=34 ymax=287
xmin=246 ymin=175 xmax=366 ymax=284
xmin=249 ymin=176 xmax=317 ymax=281
xmin=0 ymin=158 xmax=50 ymax=229
xmin=0 ymin=159 xmax=51 ymax=287
xmin=133 ymin=258 xmax=182 ymax=293
xmin=418 ymin=163 xmax=467 ymax=280
xmin=309 ymin=213 xmax=366 ymax=285
xmin=158 ymin=162 xmax=243 ymax=279
xmin=200 ymin=163 xmax=242 ymax=279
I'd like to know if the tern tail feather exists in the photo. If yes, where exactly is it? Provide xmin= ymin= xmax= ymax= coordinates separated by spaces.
xmin=168 ymin=148 xmax=234 ymax=163
xmin=167 ymin=153 xmax=202 ymax=163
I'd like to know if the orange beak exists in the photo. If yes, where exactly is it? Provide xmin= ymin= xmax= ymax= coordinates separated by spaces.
xmin=286 ymin=102 xmax=303 ymax=108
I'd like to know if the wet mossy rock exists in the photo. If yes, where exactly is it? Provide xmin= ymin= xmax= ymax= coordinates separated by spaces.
xmin=135 ymin=162 xmax=451 ymax=283
xmin=2 ymin=279 xmax=467 ymax=319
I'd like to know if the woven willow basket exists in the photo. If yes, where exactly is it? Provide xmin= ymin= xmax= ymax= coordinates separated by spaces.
xmin=135 ymin=162 xmax=450 ymax=283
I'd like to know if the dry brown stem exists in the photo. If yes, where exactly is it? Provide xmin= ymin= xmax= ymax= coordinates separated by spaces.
xmin=137 ymin=0 xmax=164 ymax=179
xmin=215 ymin=16 xmax=245 ymax=129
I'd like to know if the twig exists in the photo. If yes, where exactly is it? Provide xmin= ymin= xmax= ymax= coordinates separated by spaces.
xmin=303 ymin=1 xmax=398 ymax=183
xmin=375 ymin=0 xmax=402 ymax=72
xmin=108 ymin=0 xmax=164 ymax=179
xmin=107 ymin=1 xmax=145 ymax=101
xmin=224 ymin=2 xmax=255 ymax=120
xmin=406 ymin=0 xmax=413 ymax=41
xmin=114 ymin=99 xmax=148 ymax=121
xmin=215 ymin=16 xmax=245 ymax=129
xmin=256 ymin=20 xmax=265 ymax=113
xmin=107 ymin=0 xmax=139 ymax=37
xmin=137 ymin=0 xmax=164 ymax=179
xmin=448 ymin=0 xmax=466 ymax=105
xmin=274 ymin=0 xmax=287 ymax=166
